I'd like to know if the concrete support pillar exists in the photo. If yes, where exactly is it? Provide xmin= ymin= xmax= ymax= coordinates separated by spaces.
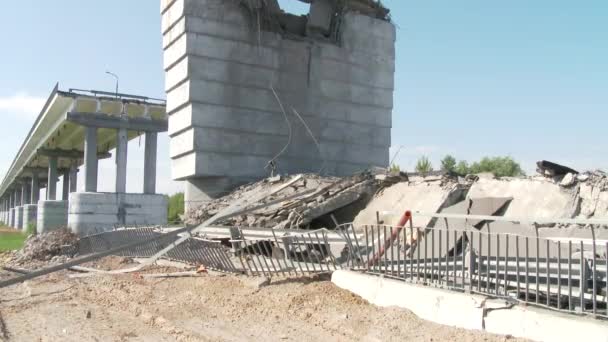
xmin=14 ymin=188 xmax=21 ymax=207
xmin=31 ymin=174 xmax=40 ymax=204
xmin=47 ymin=156 xmax=58 ymax=200
xmin=143 ymin=132 xmax=157 ymax=194
xmin=115 ymin=127 xmax=128 ymax=193
xmin=84 ymin=126 xmax=98 ymax=192
xmin=69 ymin=163 xmax=78 ymax=193
xmin=21 ymin=182 xmax=30 ymax=205
xmin=62 ymin=169 xmax=70 ymax=200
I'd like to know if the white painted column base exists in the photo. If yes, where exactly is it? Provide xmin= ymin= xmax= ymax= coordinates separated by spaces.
xmin=37 ymin=200 xmax=68 ymax=234
xmin=14 ymin=206 xmax=24 ymax=231
xmin=22 ymin=204 xmax=38 ymax=232
xmin=68 ymin=192 xmax=168 ymax=236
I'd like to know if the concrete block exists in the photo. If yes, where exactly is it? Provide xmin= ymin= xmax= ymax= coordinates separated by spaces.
xmin=308 ymin=0 xmax=333 ymax=34
xmin=353 ymin=182 xmax=465 ymax=230
xmin=23 ymin=204 xmax=37 ymax=232
xmin=68 ymin=192 xmax=168 ymax=236
xmin=168 ymin=103 xmax=288 ymax=137
xmin=163 ymin=33 xmax=188 ymax=71
xmin=484 ymin=298 xmax=608 ymax=342
xmin=171 ymin=151 xmax=198 ymax=180
xmin=468 ymin=178 xmax=579 ymax=219
xmin=341 ymin=13 xmax=396 ymax=42
xmin=15 ymin=206 xmax=23 ymax=231
xmin=170 ymin=126 xmax=286 ymax=159
xmin=318 ymin=79 xmax=393 ymax=109
xmin=312 ymin=57 xmax=394 ymax=89
xmin=162 ymin=15 xmax=186 ymax=49
xmin=331 ymin=270 xmax=487 ymax=331
xmin=162 ymin=0 xmax=251 ymax=34
xmin=317 ymin=42 xmax=395 ymax=73
xmin=179 ymin=33 xmax=278 ymax=70
xmin=163 ymin=1 xmax=395 ymax=206
xmin=333 ymin=270 xmax=608 ymax=342
xmin=37 ymin=200 xmax=68 ymax=234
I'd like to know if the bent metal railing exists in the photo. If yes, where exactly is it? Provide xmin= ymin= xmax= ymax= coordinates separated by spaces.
xmin=74 ymin=215 xmax=607 ymax=319
xmin=337 ymin=219 xmax=608 ymax=319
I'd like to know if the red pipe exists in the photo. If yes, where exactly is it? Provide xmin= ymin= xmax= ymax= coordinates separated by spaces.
xmin=367 ymin=210 xmax=412 ymax=267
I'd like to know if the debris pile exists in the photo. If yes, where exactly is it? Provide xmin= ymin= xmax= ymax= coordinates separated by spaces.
xmin=568 ymin=170 xmax=608 ymax=218
xmin=12 ymin=229 xmax=77 ymax=265
xmin=187 ymin=172 xmax=383 ymax=229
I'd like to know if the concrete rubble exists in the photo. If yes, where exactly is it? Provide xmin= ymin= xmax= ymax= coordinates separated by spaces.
xmin=5 ymin=229 xmax=77 ymax=268
xmin=186 ymin=171 xmax=391 ymax=229
xmin=184 ymin=162 xmax=608 ymax=235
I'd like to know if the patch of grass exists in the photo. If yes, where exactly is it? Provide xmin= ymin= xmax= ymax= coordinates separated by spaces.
xmin=0 ymin=232 xmax=27 ymax=251
xmin=0 ymin=224 xmax=28 ymax=252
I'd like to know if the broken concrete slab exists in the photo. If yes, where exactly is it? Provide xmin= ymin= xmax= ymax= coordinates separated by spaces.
xmin=186 ymin=172 xmax=380 ymax=229
xmin=467 ymin=178 xmax=579 ymax=220
xmin=352 ymin=179 xmax=467 ymax=231
xmin=536 ymin=160 xmax=579 ymax=177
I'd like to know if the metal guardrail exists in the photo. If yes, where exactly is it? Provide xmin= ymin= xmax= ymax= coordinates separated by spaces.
xmin=76 ymin=227 xmax=342 ymax=276
xmin=75 ymin=220 xmax=608 ymax=319
xmin=230 ymin=228 xmax=341 ymax=277
xmin=76 ymin=227 xmax=238 ymax=273
xmin=338 ymin=222 xmax=608 ymax=319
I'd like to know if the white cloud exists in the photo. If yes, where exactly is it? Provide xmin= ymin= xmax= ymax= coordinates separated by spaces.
xmin=0 ymin=92 xmax=46 ymax=118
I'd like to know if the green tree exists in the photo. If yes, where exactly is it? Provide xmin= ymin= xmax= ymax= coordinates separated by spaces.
xmin=468 ymin=156 xmax=524 ymax=177
xmin=389 ymin=163 xmax=401 ymax=173
xmin=167 ymin=192 xmax=185 ymax=223
xmin=455 ymin=160 xmax=470 ymax=175
xmin=415 ymin=156 xmax=433 ymax=175
xmin=440 ymin=155 xmax=457 ymax=173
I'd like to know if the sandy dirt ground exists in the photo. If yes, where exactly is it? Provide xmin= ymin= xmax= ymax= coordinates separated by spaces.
xmin=0 ymin=257 xmax=521 ymax=342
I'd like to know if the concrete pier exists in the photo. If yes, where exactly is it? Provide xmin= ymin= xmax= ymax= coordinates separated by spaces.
xmin=68 ymin=193 xmax=168 ymax=236
xmin=23 ymin=204 xmax=37 ymax=232
xmin=37 ymin=200 xmax=68 ymax=234
xmin=47 ymin=156 xmax=58 ymax=200
xmin=84 ymin=126 xmax=98 ymax=192
xmin=161 ymin=0 xmax=396 ymax=211
xmin=15 ymin=206 xmax=23 ymax=231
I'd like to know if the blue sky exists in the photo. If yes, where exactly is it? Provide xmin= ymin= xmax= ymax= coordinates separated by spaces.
xmin=0 ymin=1 xmax=605 ymax=195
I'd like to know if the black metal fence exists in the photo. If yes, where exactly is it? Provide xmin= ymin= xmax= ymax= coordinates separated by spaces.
xmin=338 ymin=223 xmax=608 ymax=319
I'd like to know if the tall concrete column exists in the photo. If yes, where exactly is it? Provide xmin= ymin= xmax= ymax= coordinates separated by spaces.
xmin=69 ymin=163 xmax=78 ymax=193
xmin=21 ymin=182 xmax=30 ymax=205
xmin=143 ymin=132 xmax=157 ymax=194
xmin=14 ymin=189 xmax=21 ymax=207
xmin=31 ymin=173 xmax=40 ymax=203
xmin=84 ymin=126 xmax=98 ymax=192
xmin=47 ymin=156 xmax=58 ymax=200
xmin=115 ymin=127 xmax=128 ymax=193
xmin=62 ymin=169 xmax=70 ymax=200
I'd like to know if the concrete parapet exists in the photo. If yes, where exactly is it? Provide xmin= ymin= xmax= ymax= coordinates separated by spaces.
xmin=23 ymin=204 xmax=38 ymax=232
xmin=37 ymin=200 xmax=68 ymax=234
xmin=332 ymin=270 xmax=608 ymax=342
xmin=15 ymin=206 xmax=23 ymax=231
xmin=68 ymin=192 xmax=168 ymax=236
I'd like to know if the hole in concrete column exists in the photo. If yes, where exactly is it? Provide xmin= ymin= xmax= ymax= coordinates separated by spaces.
xmin=277 ymin=0 xmax=311 ymax=15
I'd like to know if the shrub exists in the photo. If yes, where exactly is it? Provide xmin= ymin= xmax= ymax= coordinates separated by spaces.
xmin=167 ymin=192 xmax=185 ymax=224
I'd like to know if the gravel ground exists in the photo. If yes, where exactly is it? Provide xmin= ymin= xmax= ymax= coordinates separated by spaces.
xmin=0 ymin=256 xmax=522 ymax=342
